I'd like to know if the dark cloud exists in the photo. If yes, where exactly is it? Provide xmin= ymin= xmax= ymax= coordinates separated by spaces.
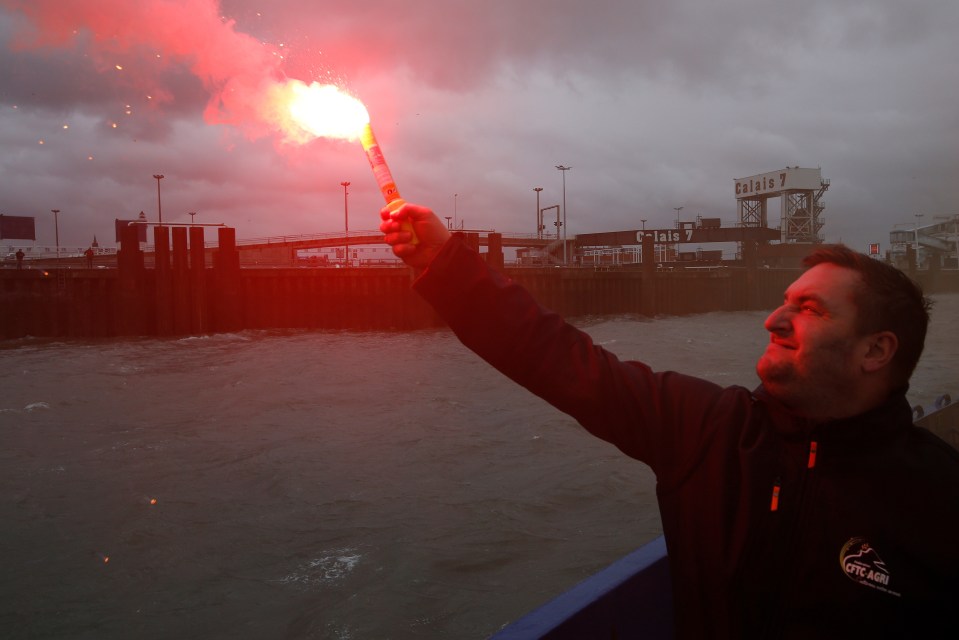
xmin=2 ymin=0 xmax=958 ymax=251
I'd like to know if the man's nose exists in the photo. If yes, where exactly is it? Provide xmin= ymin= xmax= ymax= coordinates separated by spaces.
xmin=764 ymin=305 xmax=791 ymax=333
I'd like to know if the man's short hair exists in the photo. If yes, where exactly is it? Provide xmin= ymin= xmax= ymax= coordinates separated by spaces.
xmin=802 ymin=245 xmax=931 ymax=388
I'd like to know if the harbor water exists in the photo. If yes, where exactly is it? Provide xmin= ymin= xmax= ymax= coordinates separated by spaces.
xmin=2 ymin=294 xmax=957 ymax=639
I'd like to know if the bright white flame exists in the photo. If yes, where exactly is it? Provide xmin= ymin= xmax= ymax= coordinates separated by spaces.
xmin=286 ymin=81 xmax=369 ymax=141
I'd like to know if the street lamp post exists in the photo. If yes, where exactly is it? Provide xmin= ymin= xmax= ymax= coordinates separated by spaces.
xmin=341 ymin=181 xmax=350 ymax=267
xmin=640 ymin=219 xmax=647 ymax=263
xmin=555 ymin=165 xmax=571 ymax=264
xmin=673 ymin=206 xmax=685 ymax=261
xmin=951 ymin=216 xmax=958 ymax=270
xmin=953 ymin=216 xmax=959 ymax=270
xmin=454 ymin=193 xmax=458 ymax=230
xmin=533 ymin=187 xmax=544 ymax=239
xmin=914 ymin=213 xmax=924 ymax=269
xmin=51 ymin=209 xmax=60 ymax=263
xmin=153 ymin=174 xmax=165 ymax=226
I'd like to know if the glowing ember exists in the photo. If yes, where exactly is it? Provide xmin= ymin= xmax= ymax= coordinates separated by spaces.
xmin=285 ymin=81 xmax=369 ymax=141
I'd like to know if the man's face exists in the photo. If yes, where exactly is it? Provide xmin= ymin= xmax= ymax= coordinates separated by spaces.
xmin=756 ymin=263 xmax=870 ymax=417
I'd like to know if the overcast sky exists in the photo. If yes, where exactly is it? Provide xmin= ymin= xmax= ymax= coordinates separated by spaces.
xmin=2 ymin=0 xmax=958 ymax=252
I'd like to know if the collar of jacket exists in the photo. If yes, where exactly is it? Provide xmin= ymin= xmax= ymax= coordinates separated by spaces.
xmin=751 ymin=385 xmax=913 ymax=451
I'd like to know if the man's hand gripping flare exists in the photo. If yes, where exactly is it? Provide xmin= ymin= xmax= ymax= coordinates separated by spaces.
xmin=379 ymin=203 xmax=451 ymax=272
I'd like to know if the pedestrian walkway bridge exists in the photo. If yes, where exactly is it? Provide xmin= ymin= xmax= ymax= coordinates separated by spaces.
xmin=232 ymin=229 xmax=554 ymax=249
xmin=228 ymin=229 xmax=557 ymax=266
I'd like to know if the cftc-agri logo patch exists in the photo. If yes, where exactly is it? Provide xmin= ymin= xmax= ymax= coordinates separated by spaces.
xmin=839 ymin=537 xmax=901 ymax=597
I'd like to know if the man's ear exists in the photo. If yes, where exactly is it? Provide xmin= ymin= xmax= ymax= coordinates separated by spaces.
xmin=861 ymin=331 xmax=898 ymax=373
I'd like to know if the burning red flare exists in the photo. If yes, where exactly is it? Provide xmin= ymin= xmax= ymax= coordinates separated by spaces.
xmin=284 ymin=81 xmax=416 ymax=242
xmin=283 ymin=81 xmax=369 ymax=142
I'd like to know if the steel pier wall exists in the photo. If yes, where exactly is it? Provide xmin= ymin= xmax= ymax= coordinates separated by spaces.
xmin=0 ymin=267 xmax=792 ymax=339
xmin=4 ymin=240 xmax=957 ymax=340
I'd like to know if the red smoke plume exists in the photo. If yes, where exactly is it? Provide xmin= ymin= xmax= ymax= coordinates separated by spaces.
xmin=2 ymin=0 xmax=301 ymax=141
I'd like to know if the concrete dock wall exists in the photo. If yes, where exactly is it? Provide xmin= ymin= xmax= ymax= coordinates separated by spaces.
xmin=0 ymin=266 xmax=789 ymax=339
xmin=4 ymin=232 xmax=957 ymax=340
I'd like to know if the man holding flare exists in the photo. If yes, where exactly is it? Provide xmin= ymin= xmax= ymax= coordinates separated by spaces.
xmin=379 ymin=202 xmax=959 ymax=638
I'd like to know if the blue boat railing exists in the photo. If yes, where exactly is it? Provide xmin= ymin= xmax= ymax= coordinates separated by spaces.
xmin=490 ymin=535 xmax=673 ymax=639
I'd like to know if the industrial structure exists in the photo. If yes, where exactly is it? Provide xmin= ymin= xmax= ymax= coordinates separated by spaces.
xmin=735 ymin=167 xmax=829 ymax=243
xmin=6 ymin=166 xmax=958 ymax=272
xmin=533 ymin=167 xmax=831 ymax=268
xmin=5 ymin=166 xmax=959 ymax=340
xmin=888 ymin=216 xmax=959 ymax=271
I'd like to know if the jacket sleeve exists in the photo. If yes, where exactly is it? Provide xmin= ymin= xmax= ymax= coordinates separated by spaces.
xmin=413 ymin=236 xmax=737 ymax=482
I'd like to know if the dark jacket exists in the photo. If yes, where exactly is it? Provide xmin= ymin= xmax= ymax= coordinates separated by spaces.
xmin=415 ymin=237 xmax=959 ymax=639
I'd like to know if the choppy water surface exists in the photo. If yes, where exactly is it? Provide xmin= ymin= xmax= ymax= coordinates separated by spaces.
xmin=2 ymin=294 xmax=956 ymax=639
